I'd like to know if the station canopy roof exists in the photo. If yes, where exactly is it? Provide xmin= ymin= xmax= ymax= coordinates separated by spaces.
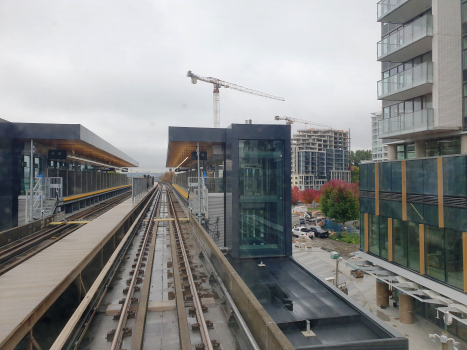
xmin=5 ymin=121 xmax=138 ymax=167
xmin=166 ymin=126 xmax=225 ymax=168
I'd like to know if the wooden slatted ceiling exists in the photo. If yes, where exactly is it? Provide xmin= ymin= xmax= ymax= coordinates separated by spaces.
xmin=20 ymin=139 xmax=136 ymax=167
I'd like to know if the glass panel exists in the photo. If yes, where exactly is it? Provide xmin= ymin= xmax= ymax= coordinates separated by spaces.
xmin=407 ymin=222 xmax=420 ymax=272
xmin=424 ymin=204 xmax=439 ymax=227
xmin=444 ymin=207 xmax=467 ymax=232
xmin=238 ymin=140 xmax=284 ymax=257
xmin=406 ymin=160 xmax=424 ymax=194
xmin=391 ymin=162 xmax=402 ymax=192
xmin=443 ymin=156 xmax=467 ymax=197
xmin=379 ymin=217 xmax=388 ymax=259
xmin=393 ymin=219 xmax=408 ymax=266
xmin=360 ymin=164 xmax=368 ymax=191
xmin=423 ymin=159 xmax=438 ymax=195
xmin=379 ymin=162 xmax=392 ymax=192
xmin=446 ymin=229 xmax=464 ymax=290
xmin=367 ymin=164 xmax=375 ymax=191
xmin=368 ymin=199 xmax=376 ymax=215
xmin=360 ymin=212 xmax=365 ymax=249
xmin=369 ymin=215 xmax=379 ymax=255
xmin=425 ymin=225 xmax=446 ymax=283
xmin=392 ymin=201 xmax=403 ymax=220
xmin=360 ymin=198 xmax=368 ymax=213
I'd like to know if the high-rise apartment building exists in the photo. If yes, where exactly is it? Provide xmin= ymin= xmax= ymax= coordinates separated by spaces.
xmin=356 ymin=0 xmax=467 ymax=342
xmin=371 ymin=112 xmax=389 ymax=161
xmin=291 ymin=128 xmax=350 ymax=190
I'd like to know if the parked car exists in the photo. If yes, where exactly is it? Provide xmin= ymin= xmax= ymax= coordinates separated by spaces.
xmin=293 ymin=226 xmax=314 ymax=238
xmin=309 ymin=226 xmax=329 ymax=238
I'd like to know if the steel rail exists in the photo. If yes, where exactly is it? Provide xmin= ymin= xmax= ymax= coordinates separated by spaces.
xmin=50 ymin=186 xmax=159 ymax=350
xmin=168 ymin=189 xmax=214 ymax=350
xmin=110 ymin=186 xmax=161 ymax=350
xmin=189 ymin=219 xmax=261 ymax=350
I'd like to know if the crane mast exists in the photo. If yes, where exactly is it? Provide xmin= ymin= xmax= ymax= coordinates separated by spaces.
xmin=187 ymin=70 xmax=284 ymax=128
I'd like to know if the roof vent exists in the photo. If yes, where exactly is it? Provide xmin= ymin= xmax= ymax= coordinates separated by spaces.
xmin=245 ymin=119 xmax=252 ymax=124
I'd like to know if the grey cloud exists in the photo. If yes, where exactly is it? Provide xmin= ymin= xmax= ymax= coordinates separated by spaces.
xmin=0 ymin=0 xmax=381 ymax=171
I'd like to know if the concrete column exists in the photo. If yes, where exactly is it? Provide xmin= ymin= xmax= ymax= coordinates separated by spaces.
xmin=461 ymin=134 xmax=467 ymax=154
xmin=399 ymin=293 xmax=414 ymax=324
xmin=415 ymin=141 xmax=426 ymax=158
xmin=376 ymin=279 xmax=389 ymax=308
xmin=388 ymin=144 xmax=397 ymax=160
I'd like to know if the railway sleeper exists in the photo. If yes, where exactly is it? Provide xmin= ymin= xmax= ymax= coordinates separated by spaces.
xmin=122 ymin=286 xmax=141 ymax=294
xmin=106 ymin=327 xmax=132 ymax=341
xmin=119 ymin=297 xmax=138 ymax=304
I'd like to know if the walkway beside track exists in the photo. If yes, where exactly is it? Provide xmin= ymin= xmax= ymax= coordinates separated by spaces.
xmin=0 ymin=195 xmax=148 ymax=350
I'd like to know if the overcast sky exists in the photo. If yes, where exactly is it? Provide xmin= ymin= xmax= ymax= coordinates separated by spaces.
xmin=0 ymin=1 xmax=381 ymax=171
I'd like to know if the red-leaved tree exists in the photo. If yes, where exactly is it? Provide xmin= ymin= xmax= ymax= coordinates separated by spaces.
xmin=301 ymin=188 xmax=318 ymax=205
xmin=291 ymin=186 xmax=300 ymax=205
xmin=320 ymin=180 xmax=359 ymax=225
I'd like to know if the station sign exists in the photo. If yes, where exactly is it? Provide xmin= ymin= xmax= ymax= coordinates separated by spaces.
xmin=191 ymin=151 xmax=207 ymax=161
xmin=48 ymin=150 xmax=67 ymax=160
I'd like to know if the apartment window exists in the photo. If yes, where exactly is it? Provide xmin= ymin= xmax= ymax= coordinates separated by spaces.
xmin=397 ymin=145 xmax=405 ymax=159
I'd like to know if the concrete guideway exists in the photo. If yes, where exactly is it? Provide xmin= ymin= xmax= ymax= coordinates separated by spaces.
xmin=0 ymin=188 xmax=155 ymax=350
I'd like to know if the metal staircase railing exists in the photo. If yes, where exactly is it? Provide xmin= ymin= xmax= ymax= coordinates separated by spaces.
xmin=25 ymin=177 xmax=63 ymax=222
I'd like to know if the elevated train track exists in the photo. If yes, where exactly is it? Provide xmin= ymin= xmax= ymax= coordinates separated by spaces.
xmin=0 ymin=191 xmax=131 ymax=276
xmin=49 ymin=184 xmax=254 ymax=350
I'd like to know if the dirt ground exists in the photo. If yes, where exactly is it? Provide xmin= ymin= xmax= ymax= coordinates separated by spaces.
xmin=312 ymin=237 xmax=359 ymax=258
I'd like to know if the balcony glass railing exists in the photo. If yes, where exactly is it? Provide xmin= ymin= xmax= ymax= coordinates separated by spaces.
xmin=377 ymin=61 xmax=432 ymax=99
xmin=378 ymin=108 xmax=434 ymax=137
xmin=377 ymin=14 xmax=432 ymax=60
xmin=377 ymin=0 xmax=409 ymax=20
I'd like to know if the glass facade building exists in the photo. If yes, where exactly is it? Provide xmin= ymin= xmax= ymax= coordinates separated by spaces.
xmin=360 ymin=159 xmax=466 ymax=292
xmin=168 ymin=124 xmax=292 ymax=259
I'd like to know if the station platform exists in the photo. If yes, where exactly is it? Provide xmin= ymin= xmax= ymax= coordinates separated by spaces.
xmin=0 ymin=196 xmax=144 ymax=349
xmin=172 ymin=184 xmax=188 ymax=199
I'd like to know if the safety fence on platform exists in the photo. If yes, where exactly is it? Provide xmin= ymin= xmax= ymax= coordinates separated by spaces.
xmin=132 ymin=176 xmax=154 ymax=201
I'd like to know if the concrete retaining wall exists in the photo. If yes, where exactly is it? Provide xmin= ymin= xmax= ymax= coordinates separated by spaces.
xmin=190 ymin=212 xmax=294 ymax=350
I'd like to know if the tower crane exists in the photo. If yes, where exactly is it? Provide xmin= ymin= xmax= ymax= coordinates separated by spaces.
xmin=187 ymin=70 xmax=285 ymax=128
xmin=274 ymin=116 xmax=332 ymax=129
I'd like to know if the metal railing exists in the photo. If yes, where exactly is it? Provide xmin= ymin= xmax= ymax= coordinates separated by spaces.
xmin=25 ymin=177 xmax=63 ymax=222
xmin=377 ymin=14 xmax=432 ymax=60
xmin=131 ymin=177 xmax=153 ymax=201
xmin=377 ymin=61 xmax=433 ymax=99
xmin=377 ymin=0 xmax=409 ymax=20
xmin=378 ymin=108 xmax=434 ymax=138
xmin=188 ymin=176 xmax=224 ymax=194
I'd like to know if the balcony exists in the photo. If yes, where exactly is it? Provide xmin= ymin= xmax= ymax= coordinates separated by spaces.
xmin=377 ymin=61 xmax=433 ymax=101
xmin=377 ymin=14 xmax=432 ymax=62
xmin=377 ymin=0 xmax=432 ymax=24
xmin=378 ymin=108 xmax=433 ymax=139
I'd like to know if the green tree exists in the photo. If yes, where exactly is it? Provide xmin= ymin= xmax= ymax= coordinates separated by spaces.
xmin=351 ymin=166 xmax=360 ymax=183
xmin=320 ymin=180 xmax=359 ymax=225
xmin=349 ymin=150 xmax=372 ymax=166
